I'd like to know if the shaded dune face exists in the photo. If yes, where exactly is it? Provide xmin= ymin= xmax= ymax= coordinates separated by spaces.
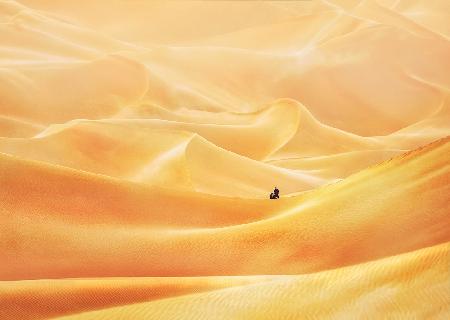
xmin=0 ymin=0 xmax=449 ymax=319
xmin=1 ymin=138 xmax=449 ymax=280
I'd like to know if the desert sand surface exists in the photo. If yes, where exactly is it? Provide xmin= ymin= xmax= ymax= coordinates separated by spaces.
xmin=0 ymin=0 xmax=449 ymax=319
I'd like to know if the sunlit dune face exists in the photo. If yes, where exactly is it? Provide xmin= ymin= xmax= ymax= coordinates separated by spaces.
xmin=0 ymin=0 xmax=449 ymax=319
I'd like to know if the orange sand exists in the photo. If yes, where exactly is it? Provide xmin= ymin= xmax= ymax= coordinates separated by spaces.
xmin=0 ymin=0 xmax=449 ymax=319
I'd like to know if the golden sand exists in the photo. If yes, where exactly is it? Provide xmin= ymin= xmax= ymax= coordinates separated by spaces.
xmin=0 ymin=0 xmax=449 ymax=319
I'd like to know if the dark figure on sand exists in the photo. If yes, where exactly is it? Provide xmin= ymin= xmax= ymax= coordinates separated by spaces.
xmin=270 ymin=187 xmax=280 ymax=199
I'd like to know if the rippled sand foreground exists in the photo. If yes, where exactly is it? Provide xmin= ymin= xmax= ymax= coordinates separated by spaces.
xmin=1 ymin=0 xmax=449 ymax=319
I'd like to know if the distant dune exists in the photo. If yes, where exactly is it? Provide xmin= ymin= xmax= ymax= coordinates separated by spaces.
xmin=0 ymin=0 xmax=449 ymax=319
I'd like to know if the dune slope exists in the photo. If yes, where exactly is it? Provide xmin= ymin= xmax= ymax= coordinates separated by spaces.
xmin=56 ymin=242 xmax=450 ymax=320
xmin=1 ymin=137 xmax=448 ymax=280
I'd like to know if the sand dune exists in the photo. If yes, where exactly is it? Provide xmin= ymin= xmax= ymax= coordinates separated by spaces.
xmin=0 ymin=56 xmax=149 ymax=124
xmin=1 ymin=137 xmax=448 ymax=281
xmin=3 ymin=0 xmax=450 ymax=134
xmin=267 ymin=149 xmax=404 ymax=180
xmin=1 ymin=0 xmax=449 ymax=319
xmin=0 ymin=275 xmax=284 ymax=320
xmin=55 ymin=243 xmax=450 ymax=320
xmin=0 ymin=105 xmax=325 ymax=196
xmin=0 ymin=115 xmax=44 ymax=137
xmin=2 ymin=243 xmax=448 ymax=320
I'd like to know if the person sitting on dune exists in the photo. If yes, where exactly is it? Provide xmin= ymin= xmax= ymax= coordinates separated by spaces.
xmin=270 ymin=187 xmax=280 ymax=199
